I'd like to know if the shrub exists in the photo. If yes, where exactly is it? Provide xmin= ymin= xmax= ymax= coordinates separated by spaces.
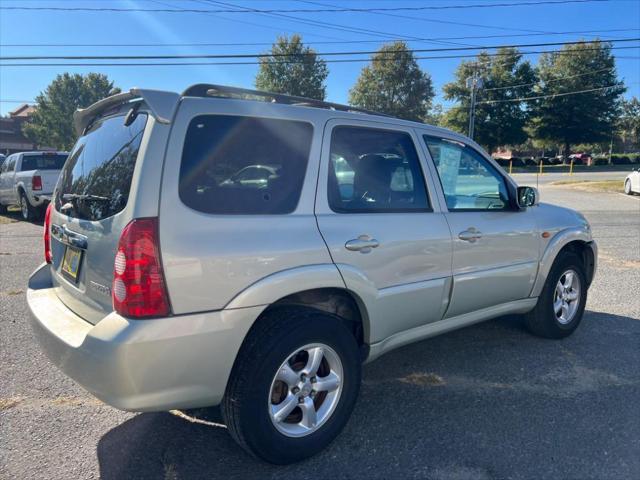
xmin=611 ymin=156 xmax=630 ymax=165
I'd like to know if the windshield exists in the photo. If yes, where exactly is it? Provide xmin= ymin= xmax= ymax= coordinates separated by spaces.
xmin=20 ymin=154 xmax=68 ymax=171
xmin=55 ymin=112 xmax=148 ymax=221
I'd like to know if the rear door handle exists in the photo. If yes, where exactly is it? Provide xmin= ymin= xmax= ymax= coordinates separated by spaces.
xmin=54 ymin=224 xmax=88 ymax=250
xmin=345 ymin=235 xmax=379 ymax=253
xmin=458 ymin=227 xmax=482 ymax=243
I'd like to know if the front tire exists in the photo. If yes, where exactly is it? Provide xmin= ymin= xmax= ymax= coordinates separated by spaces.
xmin=222 ymin=307 xmax=361 ymax=464
xmin=625 ymin=179 xmax=632 ymax=195
xmin=525 ymin=252 xmax=587 ymax=339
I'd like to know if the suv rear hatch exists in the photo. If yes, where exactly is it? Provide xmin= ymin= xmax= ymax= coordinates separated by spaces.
xmin=49 ymin=108 xmax=150 ymax=324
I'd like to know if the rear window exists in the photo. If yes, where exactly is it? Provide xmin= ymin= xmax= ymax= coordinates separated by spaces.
xmin=55 ymin=112 xmax=147 ymax=221
xmin=179 ymin=115 xmax=313 ymax=215
xmin=20 ymin=154 xmax=68 ymax=171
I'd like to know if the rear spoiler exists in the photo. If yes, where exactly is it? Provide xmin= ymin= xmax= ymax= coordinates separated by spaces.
xmin=73 ymin=88 xmax=180 ymax=135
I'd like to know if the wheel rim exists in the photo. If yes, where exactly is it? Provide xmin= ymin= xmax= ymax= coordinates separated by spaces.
xmin=20 ymin=196 xmax=28 ymax=219
xmin=553 ymin=269 xmax=581 ymax=325
xmin=268 ymin=343 xmax=343 ymax=438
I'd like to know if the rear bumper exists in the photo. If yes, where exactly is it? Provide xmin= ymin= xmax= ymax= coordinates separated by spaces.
xmin=27 ymin=191 xmax=51 ymax=207
xmin=27 ymin=263 xmax=261 ymax=412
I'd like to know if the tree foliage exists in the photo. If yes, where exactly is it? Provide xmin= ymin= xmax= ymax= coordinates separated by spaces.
xmin=22 ymin=73 xmax=120 ymax=150
xmin=255 ymin=34 xmax=329 ymax=100
xmin=349 ymin=41 xmax=434 ymax=122
xmin=528 ymin=40 xmax=625 ymax=157
xmin=617 ymin=96 xmax=640 ymax=148
xmin=442 ymin=48 xmax=536 ymax=153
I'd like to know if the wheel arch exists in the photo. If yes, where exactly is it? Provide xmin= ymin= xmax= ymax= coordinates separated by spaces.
xmin=225 ymin=264 xmax=371 ymax=351
xmin=531 ymin=228 xmax=597 ymax=297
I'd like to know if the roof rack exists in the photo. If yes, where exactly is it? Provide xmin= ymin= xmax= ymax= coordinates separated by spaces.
xmin=181 ymin=84 xmax=391 ymax=118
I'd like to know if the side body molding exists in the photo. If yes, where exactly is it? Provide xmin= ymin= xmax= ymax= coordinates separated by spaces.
xmin=530 ymin=226 xmax=597 ymax=298
xmin=224 ymin=264 xmax=348 ymax=310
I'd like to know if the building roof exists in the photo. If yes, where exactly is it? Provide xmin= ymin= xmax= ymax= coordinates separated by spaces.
xmin=9 ymin=104 xmax=35 ymax=118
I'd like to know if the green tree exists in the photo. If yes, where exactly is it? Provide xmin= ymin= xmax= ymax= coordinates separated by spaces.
xmin=255 ymin=34 xmax=329 ymax=100
xmin=617 ymin=96 xmax=640 ymax=149
xmin=442 ymin=48 xmax=536 ymax=153
xmin=23 ymin=73 xmax=120 ymax=150
xmin=424 ymin=104 xmax=445 ymax=127
xmin=528 ymin=40 xmax=625 ymax=159
xmin=349 ymin=41 xmax=434 ymax=122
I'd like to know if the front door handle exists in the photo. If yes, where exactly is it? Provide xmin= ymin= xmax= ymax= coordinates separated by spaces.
xmin=458 ymin=227 xmax=482 ymax=243
xmin=345 ymin=235 xmax=379 ymax=253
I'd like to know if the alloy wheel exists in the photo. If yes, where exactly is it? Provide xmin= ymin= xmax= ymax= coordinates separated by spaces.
xmin=268 ymin=343 xmax=343 ymax=438
xmin=553 ymin=269 xmax=581 ymax=325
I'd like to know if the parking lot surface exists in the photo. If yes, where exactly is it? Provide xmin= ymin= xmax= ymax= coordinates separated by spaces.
xmin=1 ymin=184 xmax=639 ymax=479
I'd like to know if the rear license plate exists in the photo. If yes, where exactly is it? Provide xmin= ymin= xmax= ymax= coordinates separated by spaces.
xmin=61 ymin=246 xmax=82 ymax=282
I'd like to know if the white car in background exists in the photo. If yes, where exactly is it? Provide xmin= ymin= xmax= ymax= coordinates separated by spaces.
xmin=0 ymin=151 xmax=68 ymax=220
xmin=625 ymin=168 xmax=640 ymax=195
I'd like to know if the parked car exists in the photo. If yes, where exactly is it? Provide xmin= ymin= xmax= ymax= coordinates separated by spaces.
xmin=27 ymin=85 xmax=597 ymax=464
xmin=625 ymin=168 xmax=640 ymax=194
xmin=0 ymin=151 xmax=68 ymax=220
xmin=569 ymin=153 xmax=591 ymax=165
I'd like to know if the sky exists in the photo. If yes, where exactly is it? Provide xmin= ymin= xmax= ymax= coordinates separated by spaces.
xmin=0 ymin=0 xmax=639 ymax=115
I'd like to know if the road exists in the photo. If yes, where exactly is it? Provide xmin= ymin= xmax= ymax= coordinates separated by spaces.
xmin=511 ymin=169 xmax=633 ymax=186
xmin=1 ymin=185 xmax=639 ymax=480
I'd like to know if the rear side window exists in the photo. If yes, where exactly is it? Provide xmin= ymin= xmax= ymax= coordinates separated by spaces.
xmin=55 ymin=113 xmax=148 ymax=221
xmin=20 ymin=154 xmax=68 ymax=171
xmin=179 ymin=115 xmax=313 ymax=214
xmin=328 ymin=126 xmax=429 ymax=213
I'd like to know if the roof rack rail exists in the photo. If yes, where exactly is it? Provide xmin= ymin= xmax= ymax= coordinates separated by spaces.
xmin=181 ymin=83 xmax=391 ymax=118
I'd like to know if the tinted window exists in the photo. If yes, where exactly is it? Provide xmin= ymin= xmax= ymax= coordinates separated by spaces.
xmin=20 ymin=154 xmax=68 ymax=171
xmin=179 ymin=115 xmax=312 ymax=215
xmin=423 ymin=136 xmax=509 ymax=211
xmin=328 ymin=126 xmax=429 ymax=213
xmin=55 ymin=113 xmax=147 ymax=221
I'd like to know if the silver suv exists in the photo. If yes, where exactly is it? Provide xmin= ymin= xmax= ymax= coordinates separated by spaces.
xmin=27 ymin=85 xmax=597 ymax=464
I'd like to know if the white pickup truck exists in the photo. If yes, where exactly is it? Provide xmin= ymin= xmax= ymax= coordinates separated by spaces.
xmin=0 ymin=151 xmax=68 ymax=220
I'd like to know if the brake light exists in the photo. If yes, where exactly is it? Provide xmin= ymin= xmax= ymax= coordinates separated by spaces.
xmin=44 ymin=203 xmax=52 ymax=263
xmin=112 ymin=217 xmax=171 ymax=318
xmin=32 ymin=175 xmax=42 ymax=191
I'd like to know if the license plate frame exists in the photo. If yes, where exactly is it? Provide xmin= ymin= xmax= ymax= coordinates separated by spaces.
xmin=61 ymin=245 xmax=83 ymax=282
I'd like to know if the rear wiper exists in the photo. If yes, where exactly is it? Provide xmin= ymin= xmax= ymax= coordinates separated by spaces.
xmin=62 ymin=193 xmax=110 ymax=202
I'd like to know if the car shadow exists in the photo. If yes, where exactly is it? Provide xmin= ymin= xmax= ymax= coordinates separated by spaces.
xmin=97 ymin=310 xmax=640 ymax=479
xmin=0 ymin=209 xmax=44 ymax=226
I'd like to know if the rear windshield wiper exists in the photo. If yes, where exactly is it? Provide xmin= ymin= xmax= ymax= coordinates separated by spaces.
xmin=62 ymin=193 xmax=110 ymax=202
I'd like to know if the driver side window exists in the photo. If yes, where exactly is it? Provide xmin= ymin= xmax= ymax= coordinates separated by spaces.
xmin=423 ymin=136 xmax=509 ymax=211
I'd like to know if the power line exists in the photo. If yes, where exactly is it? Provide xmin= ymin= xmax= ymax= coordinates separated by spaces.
xmin=2 ymin=38 xmax=637 ymax=61
xmin=476 ymin=83 xmax=632 ymax=104
xmin=1 ymin=46 xmax=637 ymax=67
xmin=2 ymin=29 xmax=637 ymax=48
xmin=483 ymin=66 xmax=616 ymax=91
xmin=0 ymin=0 xmax=614 ymax=14
xmin=5 ymin=81 xmax=636 ymax=107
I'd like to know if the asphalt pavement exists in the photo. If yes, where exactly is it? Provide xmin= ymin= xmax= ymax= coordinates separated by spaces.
xmin=1 ymin=184 xmax=639 ymax=480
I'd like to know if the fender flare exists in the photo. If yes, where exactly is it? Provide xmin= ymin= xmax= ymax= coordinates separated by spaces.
xmin=530 ymin=226 xmax=596 ymax=297
xmin=225 ymin=263 xmax=348 ymax=310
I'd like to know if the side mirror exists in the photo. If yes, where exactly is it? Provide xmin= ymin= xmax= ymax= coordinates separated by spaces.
xmin=517 ymin=186 xmax=539 ymax=208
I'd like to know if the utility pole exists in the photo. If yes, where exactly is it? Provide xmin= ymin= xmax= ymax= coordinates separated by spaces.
xmin=466 ymin=72 xmax=483 ymax=140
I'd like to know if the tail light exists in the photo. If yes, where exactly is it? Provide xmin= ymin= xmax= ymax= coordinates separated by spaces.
xmin=32 ymin=175 xmax=42 ymax=191
xmin=112 ymin=217 xmax=171 ymax=319
xmin=43 ymin=203 xmax=52 ymax=263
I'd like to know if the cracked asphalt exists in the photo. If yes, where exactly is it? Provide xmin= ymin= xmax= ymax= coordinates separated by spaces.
xmin=1 ymin=182 xmax=639 ymax=480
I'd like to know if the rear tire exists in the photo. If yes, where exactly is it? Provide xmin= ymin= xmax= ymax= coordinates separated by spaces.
xmin=525 ymin=252 xmax=587 ymax=339
xmin=625 ymin=179 xmax=632 ymax=195
xmin=222 ymin=307 xmax=361 ymax=464
xmin=0 ymin=203 xmax=7 ymax=214
xmin=19 ymin=191 xmax=36 ymax=221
